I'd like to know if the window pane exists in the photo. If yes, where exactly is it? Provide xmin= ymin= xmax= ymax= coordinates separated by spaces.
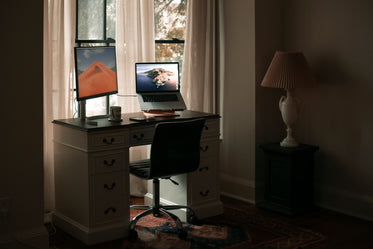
xmin=77 ymin=0 xmax=104 ymax=40
xmin=106 ymin=0 xmax=116 ymax=40
xmin=155 ymin=43 xmax=185 ymax=67
xmin=154 ymin=0 xmax=187 ymax=40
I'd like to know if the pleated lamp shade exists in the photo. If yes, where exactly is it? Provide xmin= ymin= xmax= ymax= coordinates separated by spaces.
xmin=261 ymin=51 xmax=317 ymax=89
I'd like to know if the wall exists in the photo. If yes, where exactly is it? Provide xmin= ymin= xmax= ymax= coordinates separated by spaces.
xmin=254 ymin=0 xmax=287 ymax=201
xmin=0 ymin=1 xmax=48 ymax=248
xmin=281 ymin=0 xmax=373 ymax=221
xmin=221 ymin=0 xmax=373 ymax=221
xmin=220 ymin=0 xmax=256 ymax=202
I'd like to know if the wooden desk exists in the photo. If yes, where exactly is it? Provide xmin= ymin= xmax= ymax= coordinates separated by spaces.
xmin=52 ymin=110 xmax=223 ymax=245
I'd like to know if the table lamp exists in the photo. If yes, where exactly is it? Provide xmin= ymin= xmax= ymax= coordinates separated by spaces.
xmin=261 ymin=51 xmax=317 ymax=147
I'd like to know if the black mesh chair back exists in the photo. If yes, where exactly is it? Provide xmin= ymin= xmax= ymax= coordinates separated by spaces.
xmin=149 ymin=118 xmax=205 ymax=179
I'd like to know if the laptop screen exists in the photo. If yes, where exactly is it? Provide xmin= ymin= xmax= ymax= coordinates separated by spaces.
xmin=135 ymin=62 xmax=180 ymax=93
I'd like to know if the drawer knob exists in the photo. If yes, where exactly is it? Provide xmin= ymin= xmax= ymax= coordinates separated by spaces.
xmin=104 ymin=182 xmax=116 ymax=190
xmin=200 ymin=145 xmax=209 ymax=152
xmin=104 ymin=207 xmax=117 ymax=214
xmin=103 ymin=159 xmax=116 ymax=167
xmin=200 ymin=190 xmax=209 ymax=197
xmin=103 ymin=138 xmax=115 ymax=144
xmin=199 ymin=166 xmax=209 ymax=172
xmin=133 ymin=133 xmax=144 ymax=141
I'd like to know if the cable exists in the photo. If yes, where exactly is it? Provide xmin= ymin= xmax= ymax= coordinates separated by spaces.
xmin=117 ymin=94 xmax=137 ymax=97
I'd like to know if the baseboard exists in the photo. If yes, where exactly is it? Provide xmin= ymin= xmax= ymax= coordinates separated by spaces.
xmin=53 ymin=211 xmax=129 ymax=245
xmin=0 ymin=226 xmax=49 ymax=249
xmin=314 ymin=183 xmax=373 ymax=222
xmin=219 ymin=173 xmax=256 ymax=204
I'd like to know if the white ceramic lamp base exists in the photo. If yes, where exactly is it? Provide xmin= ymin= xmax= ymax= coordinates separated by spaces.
xmin=279 ymin=89 xmax=299 ymax=147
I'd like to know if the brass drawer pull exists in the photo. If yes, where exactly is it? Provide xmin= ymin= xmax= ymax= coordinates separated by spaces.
xmin=133 ymin=133 xmax=144 ymax=141
xmin=104 ymin=182 xmax=116 ymax=190
xmin=199 ymin=166 xmax=209 ymax=172
xmin=200 ymin=190 xmax=209 ymax=197
xmin=103 ymin=138 xmax=115 ymax=144
xmin=200 ymin=145 xmax=209 ymax=152
xmin=104 ymin=207 xmax=117 ymax=214
xmin=103 ymin=159 xmax=116 ymax=167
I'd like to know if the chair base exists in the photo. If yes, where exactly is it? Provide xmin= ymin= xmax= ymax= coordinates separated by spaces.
xmin=129 ymin=204 xmax=197 ymax=239
xmin=129 ymin=179 xmax=198 ymax=239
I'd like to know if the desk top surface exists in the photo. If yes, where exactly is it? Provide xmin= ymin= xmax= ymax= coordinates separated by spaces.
xmin=52 ymin=110 xmax=220 ymax=132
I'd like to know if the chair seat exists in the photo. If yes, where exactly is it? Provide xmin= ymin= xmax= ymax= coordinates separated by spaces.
xmin=130 ymin=159 xmax=151 ymax=179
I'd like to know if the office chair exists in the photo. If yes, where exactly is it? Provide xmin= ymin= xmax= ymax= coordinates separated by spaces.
xmin=129 ymin=118 xmax=205 ymax=239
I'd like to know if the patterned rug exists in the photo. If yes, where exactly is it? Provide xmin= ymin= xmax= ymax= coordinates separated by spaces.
xmin=49 ymin=200 xmax=326 ymax=249
xmin=122 ymin=206 xmax=326 ymax=249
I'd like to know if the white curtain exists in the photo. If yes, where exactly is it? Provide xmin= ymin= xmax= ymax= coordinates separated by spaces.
xmin=43 ymin=0 xmax=76 ymax=212
xmin=43 ymin=0 xmax=155 ymax=211
xmin=182 ymin=0 xmax=223 ymax=114
xmin=116 ymin=0 xmax=155 ymax=196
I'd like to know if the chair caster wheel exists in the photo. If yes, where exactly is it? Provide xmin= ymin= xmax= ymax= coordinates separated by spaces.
xmin=129 ymin=229 xmax=138 ymax=240
xmin=178 ymin=230 xmax=188 ymax=239
xmin=188 ymin=215 xmax=198 ymax=224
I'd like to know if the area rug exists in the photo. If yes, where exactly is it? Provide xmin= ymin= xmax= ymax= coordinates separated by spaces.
xmin=49 ymin=202 xmax=326 ymax=249
xmin=118 ymin=206 xmax=326 ymax=249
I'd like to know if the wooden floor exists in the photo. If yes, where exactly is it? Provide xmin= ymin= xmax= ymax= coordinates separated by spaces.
xmin=49 ymin=196 xmax=373 ymax=249
xmin=220 ymin=196 xmax=373 ymax=249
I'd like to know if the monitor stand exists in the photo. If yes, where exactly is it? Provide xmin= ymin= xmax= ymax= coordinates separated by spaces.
xmin=143 ymin=110 xmax=180 ymax=117
xmin=78 ymin=100 xmax=107 ymax=126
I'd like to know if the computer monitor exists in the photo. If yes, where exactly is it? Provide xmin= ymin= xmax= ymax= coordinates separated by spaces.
xmin=74 ymin=46 xmax=118 ymax=101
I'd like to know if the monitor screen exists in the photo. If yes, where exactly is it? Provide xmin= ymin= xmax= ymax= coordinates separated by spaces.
xmin=74 ymin=46 xmax=118 ymax=101
xmin=135 ymin=62 xmax=180 ymax=93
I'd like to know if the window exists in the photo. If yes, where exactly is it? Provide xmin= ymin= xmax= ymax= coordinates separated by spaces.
xmin=154 ymin=0 xmax=187 ymax=69
xmin=75 ymin=0 xmax=187 ymax=117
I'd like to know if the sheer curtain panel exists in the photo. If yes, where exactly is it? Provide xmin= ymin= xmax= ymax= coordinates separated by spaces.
xmin=43 ymin=0 xmax=76 ymax=212
xmin=116 ymin=0 xmax=156 ymax=196
xmin=182 ymin=0 xmax=222 ymax=113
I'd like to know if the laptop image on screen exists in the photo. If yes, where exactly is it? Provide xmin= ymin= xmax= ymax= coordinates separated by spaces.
xmin=135 ymin=62 xmax=187 ymax=112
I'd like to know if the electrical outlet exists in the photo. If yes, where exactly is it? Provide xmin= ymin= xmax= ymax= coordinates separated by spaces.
xmin=0 ymin=197 xmax=10 ymax=222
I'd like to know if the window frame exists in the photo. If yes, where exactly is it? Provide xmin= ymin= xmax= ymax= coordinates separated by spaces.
xmin=75 ymin=0 xmax=187 ymax=116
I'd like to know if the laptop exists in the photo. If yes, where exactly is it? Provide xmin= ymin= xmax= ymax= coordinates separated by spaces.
xmin=135 ymin=62 xmax=187 ymax=112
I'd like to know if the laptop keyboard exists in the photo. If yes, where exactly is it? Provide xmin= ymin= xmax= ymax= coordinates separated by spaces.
xmin=142 ymin=94 xmax=178 ymax=102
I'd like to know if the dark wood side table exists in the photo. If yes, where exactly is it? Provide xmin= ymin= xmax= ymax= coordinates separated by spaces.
xmin=258 ymin=143 xmax=319 ymax=215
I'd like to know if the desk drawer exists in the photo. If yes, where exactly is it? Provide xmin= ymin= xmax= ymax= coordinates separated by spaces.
xmin=130 ymin=126 xmax=154 ymax=146
xmin=90 ymin=150 xmax=128 ymax=174
xmin=93 ymin=199 xmax=126 ymax=225
xmin=93 ymin=172 xmax=127 ymax=200
xmin=92 ymin=172 xmax=127 ymax=224
xmin=201 ymin=119 xmax=220 ymax=140
xmin=189 ymin=174 xmax=218 ymax=204
xmin=88 ymin=132 xmax=128 ymax=151
xmin=200 ymin=139 xmax=219 ymax=159
xmin=189 ymin=157 xmax=218 ymax=204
